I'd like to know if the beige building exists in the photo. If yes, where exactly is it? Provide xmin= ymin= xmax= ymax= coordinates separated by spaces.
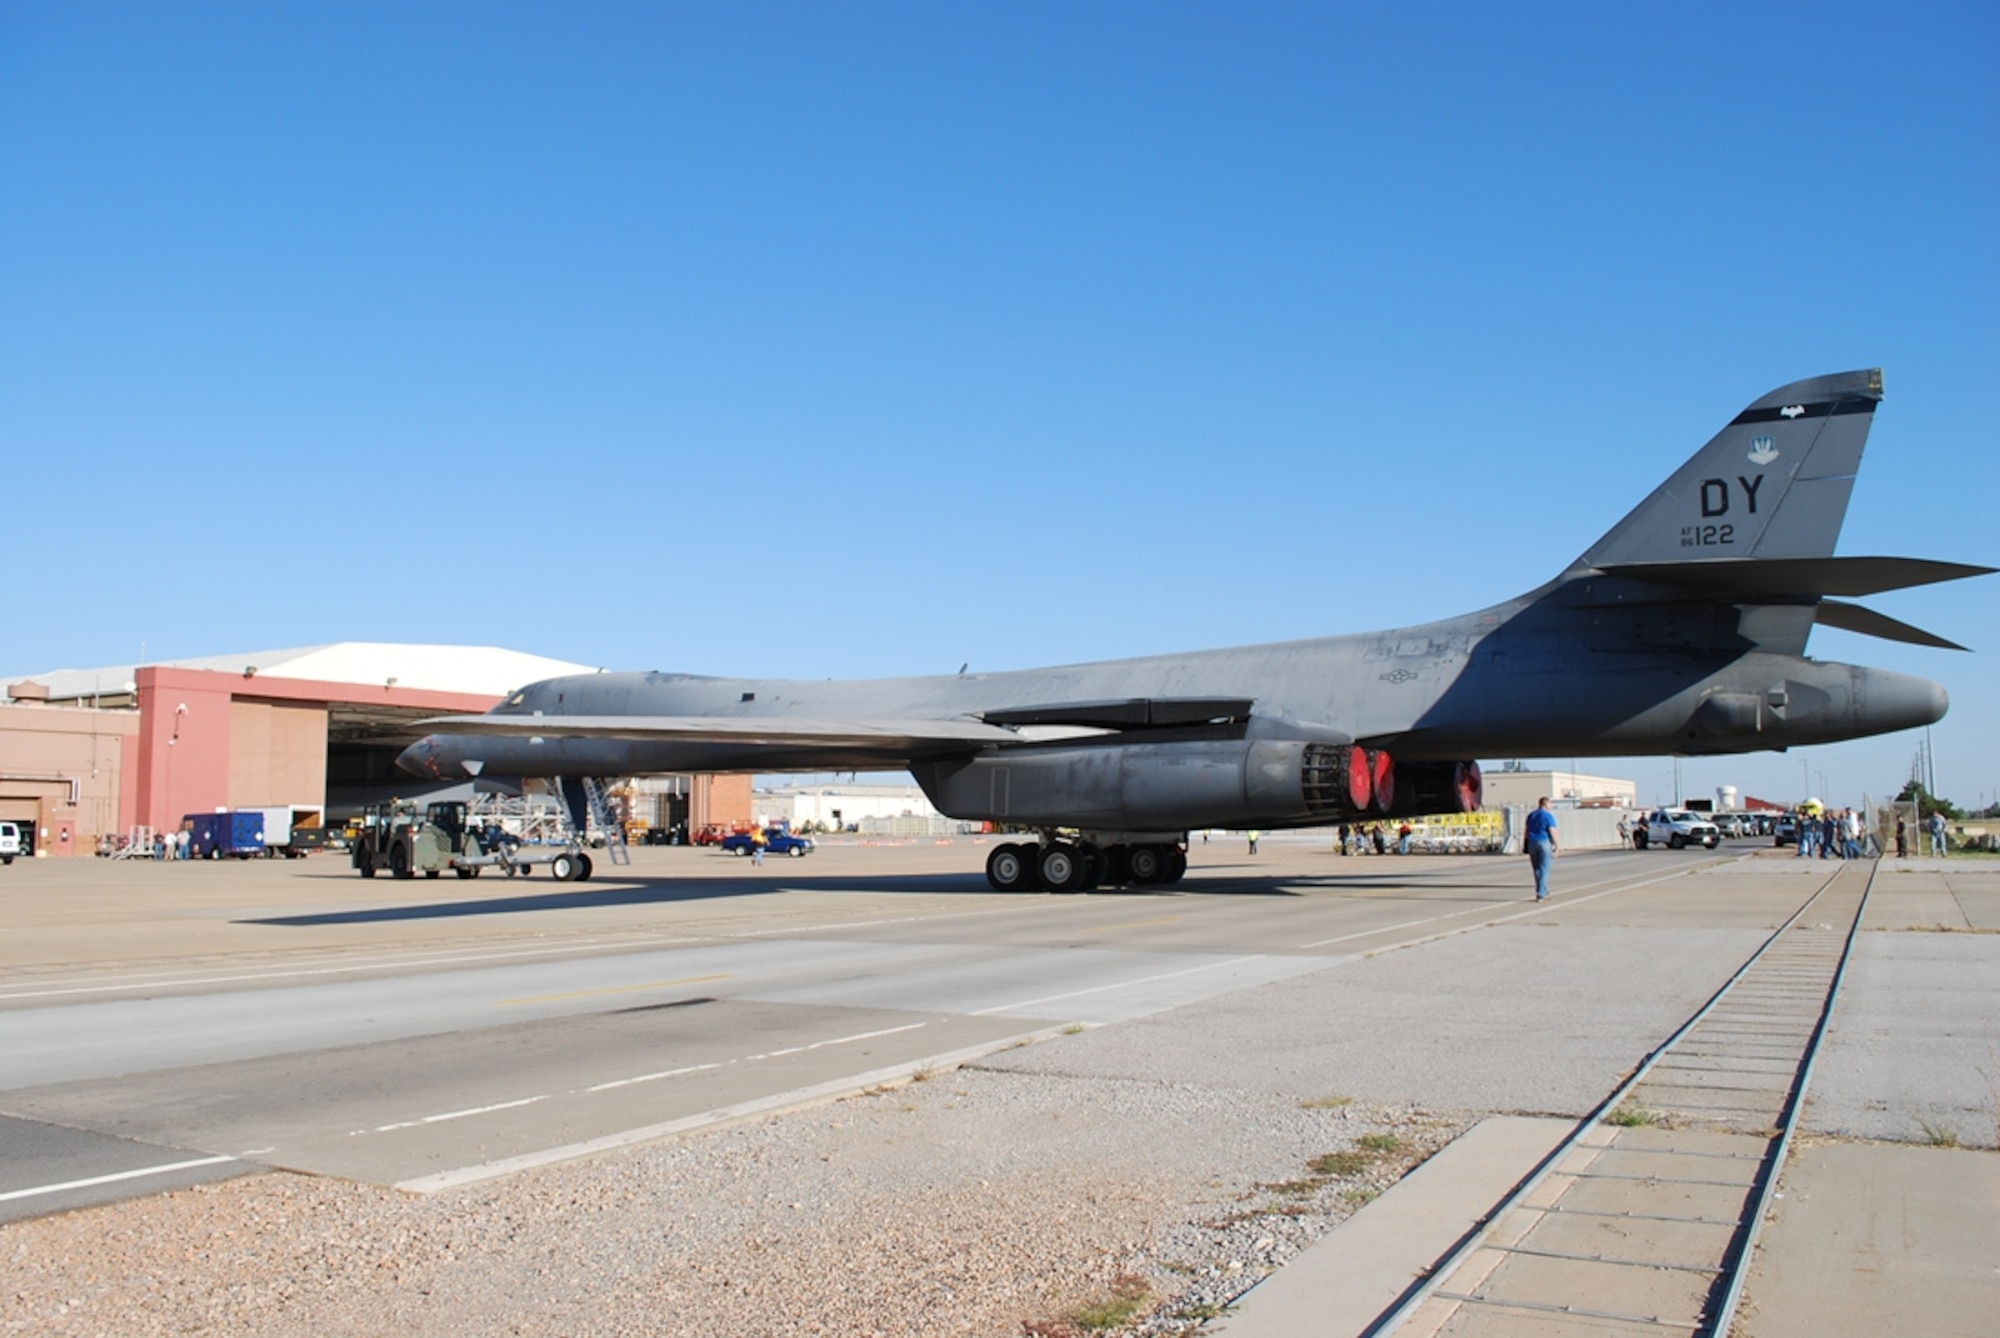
xmin=0 ymin=684 xmax=140 ymax=856
xmin=1481 ymin=767 xmax=1637 ymax=811
xmin=753 ymin=782 xmax=942 ymax=831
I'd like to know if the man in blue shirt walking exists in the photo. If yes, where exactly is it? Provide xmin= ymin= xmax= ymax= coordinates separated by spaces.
xmin=1525 ymin=797 xmax=1559 ymax=901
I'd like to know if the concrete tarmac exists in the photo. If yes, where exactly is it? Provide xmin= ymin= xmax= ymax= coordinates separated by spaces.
xmin=0 ymin=838 xmax=1991 ymax=1332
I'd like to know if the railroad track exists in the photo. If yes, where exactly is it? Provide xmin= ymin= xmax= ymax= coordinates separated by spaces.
xmin=1367 ymin=858 xmax=1874 ymax=1338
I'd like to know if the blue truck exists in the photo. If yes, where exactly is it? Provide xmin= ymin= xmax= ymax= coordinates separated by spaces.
xmin=184 ymin=811 xmax=266 ymax=859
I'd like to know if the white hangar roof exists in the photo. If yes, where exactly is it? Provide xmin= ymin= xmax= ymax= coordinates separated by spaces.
xmin=15 ymin=643 xmax=598 ymax=702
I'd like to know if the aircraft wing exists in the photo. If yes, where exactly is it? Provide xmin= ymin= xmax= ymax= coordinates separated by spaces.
xmin=417 ymin=713 xmax=1022 ymax=753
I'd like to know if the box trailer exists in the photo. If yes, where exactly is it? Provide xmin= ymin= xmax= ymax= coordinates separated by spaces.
xmin=185 ymin=812 xmax=266 ymax=859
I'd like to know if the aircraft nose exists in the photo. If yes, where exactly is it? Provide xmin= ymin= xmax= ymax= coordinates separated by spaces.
xmin=397 ymin=735 xmax=447 ymax=779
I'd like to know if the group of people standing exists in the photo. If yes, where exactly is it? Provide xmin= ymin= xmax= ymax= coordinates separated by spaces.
xmin=1892 ymin=811 xmax=1951 ymax=859
xmin=1332 ymin=822 xmax=1410 ymax=856
xmin=1796 ymin=807 xmax=1867 ymax=860
xmin=1797 ymin=807 xmax=1952 ymax=860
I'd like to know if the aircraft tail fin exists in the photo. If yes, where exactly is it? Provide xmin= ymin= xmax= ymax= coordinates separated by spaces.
xmin=1580 ymin=368 xmax=1883 ymax=569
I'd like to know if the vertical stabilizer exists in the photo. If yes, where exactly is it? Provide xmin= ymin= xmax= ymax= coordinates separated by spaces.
xmin=1580 ymin=369 xmax=1882 ymax=569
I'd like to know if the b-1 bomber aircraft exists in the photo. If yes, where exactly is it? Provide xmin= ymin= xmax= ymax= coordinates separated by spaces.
xmin=401 ymin=368 xmax=1990 ymax=891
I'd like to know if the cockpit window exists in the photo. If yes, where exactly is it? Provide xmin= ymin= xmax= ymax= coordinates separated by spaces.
xmin=507 ymin=693 xmax=525 ymax=707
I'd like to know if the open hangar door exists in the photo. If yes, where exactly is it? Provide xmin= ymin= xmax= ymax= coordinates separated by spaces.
xmin=323 ymin=703 xmax=475 ymax=821
xmin=0 ymin=798 xmax=39 ymax=856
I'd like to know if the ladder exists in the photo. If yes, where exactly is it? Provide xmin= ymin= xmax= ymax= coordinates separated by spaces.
xmin=582 ymin=777 xmax=631 ymax=866
xmin=110 ymin=825 xmax=155 ymax=859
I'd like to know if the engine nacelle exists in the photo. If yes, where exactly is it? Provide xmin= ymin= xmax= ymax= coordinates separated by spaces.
xmin=913 ymin=739 xmax=1421 ymax=831
xmin=1376 ymin=760 xmax=1483 ymax=819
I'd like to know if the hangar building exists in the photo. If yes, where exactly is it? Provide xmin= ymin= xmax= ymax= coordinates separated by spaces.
xmin=0 ymin=644 xmax=751 ymax=857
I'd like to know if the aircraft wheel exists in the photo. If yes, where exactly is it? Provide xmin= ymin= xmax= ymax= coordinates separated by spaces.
xmin=551 ymin=853 xmax=580 ymax=881
xmin=1127 ymin=844 xmax=1166 ymax=885
xmin=986 ymin=842 xmax=1034 ymax=892
xmin=1163 ymin=847 xmax=1188 ymax=883
xmin=578 ymin=853 xmax=594 ymax=880
xmin=1039 ymin=842 xmax=1087 ymax=893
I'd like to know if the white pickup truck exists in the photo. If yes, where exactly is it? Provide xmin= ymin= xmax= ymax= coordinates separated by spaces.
xmin=1635 ymin=809 xmax=1722 ymax=850
xmin=0 ymin=821 xmax=20 ymax=865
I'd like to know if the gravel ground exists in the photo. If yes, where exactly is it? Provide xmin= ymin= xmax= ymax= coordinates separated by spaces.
xmin=1 ymin=1053 xmax=1466 ymax=1337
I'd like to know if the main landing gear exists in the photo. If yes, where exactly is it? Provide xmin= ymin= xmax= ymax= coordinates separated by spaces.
xmin=984 ymin=837 xmax=1188 ymax=893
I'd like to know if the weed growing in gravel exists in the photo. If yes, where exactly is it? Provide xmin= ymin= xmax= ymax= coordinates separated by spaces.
xmin=1300 ymin=1094 xmax=1353 ymax=1109
xmin=1257 ymin=1177 xmax=1322 ymax=1198
xmin=1069 ymin=1274 xmax=1150 ymax=1331
xmin=909 ymin=1065 xmax=935 ymax=1083
xmin=1307 ymin=1151 xmax=1370 ymax=1178
xmin=1061 ymin=1022 xmax=1087 ymax=1035
xmin=1357 ymin=1133 xmax=1403 ymax=1153
xmin=1605 ymin=1103 xmax=1659 ymax=1127
xmin=1340 ymin=1187 xmax=1378 ymax=1207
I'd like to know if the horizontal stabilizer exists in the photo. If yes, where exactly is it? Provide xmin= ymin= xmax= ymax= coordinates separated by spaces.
xmin=980 ymin=697 xmax=1255 ymax=730
xmin=1816 ymin=600 xmax=1969 ymax=651
xmin=418 ymin=713 xmax=1018 ymax=751
xmin=1597 ymin=556 xmax=1995 ymax=597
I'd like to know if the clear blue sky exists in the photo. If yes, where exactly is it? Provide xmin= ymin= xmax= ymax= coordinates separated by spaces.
xmin=4 ymin=3 xmax=1995 ymax=811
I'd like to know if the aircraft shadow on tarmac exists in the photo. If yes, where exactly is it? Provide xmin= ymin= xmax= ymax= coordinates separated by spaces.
xmin=239 ymin=868 xmax=1339 ymax=926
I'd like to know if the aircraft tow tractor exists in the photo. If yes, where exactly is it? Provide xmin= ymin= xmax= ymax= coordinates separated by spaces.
xmin=350 ymin=801 xmax=593 ymax=881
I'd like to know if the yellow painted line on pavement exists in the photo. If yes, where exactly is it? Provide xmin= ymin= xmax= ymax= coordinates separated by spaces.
xmin=500 ymin=973 xmax=728 ymax=1007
